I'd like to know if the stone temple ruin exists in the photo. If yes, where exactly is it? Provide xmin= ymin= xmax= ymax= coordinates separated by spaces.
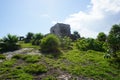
xmin=50 ymin=23 xmax=71 ymax=37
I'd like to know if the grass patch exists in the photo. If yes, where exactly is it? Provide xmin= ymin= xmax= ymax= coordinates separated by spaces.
xmin=24 ymin=63 xmax=47 ymax=74
xmin=0 ymin=68 xmax=33 ymax=80
xmin=12 ymin=54 xmax=41 ymax=63
xmin=60 ymin=50 xmax=120 ymax=79
xmin=0 ymin=48 xmax=120 ymax=79
xmin=22 ymin=54 xmax=41 ymax=63
xmin=19 ymin=41 xmax=39 ymax=49
xmin=42 ymin=49 xmax=120 ymax=80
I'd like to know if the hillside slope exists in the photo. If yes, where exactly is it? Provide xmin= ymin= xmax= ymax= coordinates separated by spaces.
xmin=0 ymin=48 xmax=120 ymax=80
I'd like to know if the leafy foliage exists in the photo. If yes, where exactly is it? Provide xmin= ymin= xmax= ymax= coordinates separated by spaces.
xmin=25 ymin=32 xmax=34 ymax=43
xmin=97 ymin=32 xmax=107 ymax=42
xmin=71 ymin=31 xmax=80 ymax=41
xmin=32 ymin=33 xmax=44 ymax=45
xmin=76 ymin=38 xmax=104 ymax=51
xmin=107 ymin=24 xmax=120 ymax=57
xmin=0 ymin=23 xmax=120 ymax=80
xmin=60 ymin=36 xmax=72 ymax=50
xmin=41 ymin=34 xmax=60 ymax=52
xmin=0 ymin=34 xmax=20 ymax=52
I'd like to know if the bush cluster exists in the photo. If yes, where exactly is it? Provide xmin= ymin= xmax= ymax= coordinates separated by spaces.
xmin=76 ymin=38 xmax=105 ymax=51
xmin=40 ymin=34 xmax=60 ymax=52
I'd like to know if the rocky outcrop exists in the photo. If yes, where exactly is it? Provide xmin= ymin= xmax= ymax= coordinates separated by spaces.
xmin=50 ymin=23 xmax=71 ymax=37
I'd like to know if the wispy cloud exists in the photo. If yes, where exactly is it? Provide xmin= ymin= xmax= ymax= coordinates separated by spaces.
xmin=63 ymin=0 xmax=120 ymax=38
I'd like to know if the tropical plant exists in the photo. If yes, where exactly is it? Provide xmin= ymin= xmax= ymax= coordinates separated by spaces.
xmin=0 ymin=34 xmax=20 ymax=52
xmin=32 ymin=33 xmax=43 ymax=45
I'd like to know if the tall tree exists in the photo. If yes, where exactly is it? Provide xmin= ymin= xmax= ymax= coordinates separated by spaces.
xmin=97 ymin=32 xmax=107 ymax=42
xmin=25 ymin=32 xmax=34 ymax=43
xmin=107 ymin=24 xmax=120 ymax=57
xmin=71 ymin=31 xmax=80 ymax=41
xmin=26 ymin=32 xmax=34 ymax=40
xmin=32 ymin=33 xmax=44 ymax=45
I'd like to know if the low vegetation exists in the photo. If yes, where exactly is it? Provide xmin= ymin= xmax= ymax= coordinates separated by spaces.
xmin=24 ymin=63 xmax=47 ymax=74
xmin=76 ymin=38 xmax=105 ymax=51
xmin=0 ymin=49 xmax=120 ymax=79
xmin=0 ymin=23 xmax=120 ymax=79
xmin=12 ymin=54 xmax=41 ymax=63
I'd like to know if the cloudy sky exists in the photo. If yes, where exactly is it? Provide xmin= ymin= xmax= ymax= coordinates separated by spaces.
xmin=0 ymin=0 xmax=120 ymax=38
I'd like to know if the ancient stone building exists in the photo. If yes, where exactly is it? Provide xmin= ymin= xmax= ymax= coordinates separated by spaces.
xmin=50 ymin=23 xmax=71 ymax=37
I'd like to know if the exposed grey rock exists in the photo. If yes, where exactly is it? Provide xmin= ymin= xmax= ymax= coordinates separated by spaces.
xmin=58 ymin=74 xmax=71 ymax=80
xmin=50 ymin=23 xmax=71 ymax=37
xmin=3 ymin=48 xmax=41 ymax=60
xmin=0 ymin=60 xmax=3 ymax=63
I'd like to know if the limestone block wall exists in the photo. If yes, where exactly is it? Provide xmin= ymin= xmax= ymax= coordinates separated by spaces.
xmin=50 ymin=23 xmax=71 ymax=37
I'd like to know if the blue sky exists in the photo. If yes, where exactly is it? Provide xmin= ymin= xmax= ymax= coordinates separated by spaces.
xmin=0 ymin=0 xmax=120 ymax=38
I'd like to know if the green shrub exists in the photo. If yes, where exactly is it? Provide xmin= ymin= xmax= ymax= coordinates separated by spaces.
xmin=24 ymin=32 xmax=34 ymax=43
xmin=107 ymin=24 xmax=120 ymax=58
xmin=71 ymin=31 xmax=81 ymax=41
xmin=40 ymin=34 xmax=60 ymax=52
xmin=32 ymin=39 xmax=41 ymax=45
xmin=24 ymin=64 xmax=47 ymax=74
xmin=97 ymin=32 xmax=107 ymax=42
xmin=60 ymin=36 xmax=72 ymax=50
xmin=76 ymin=38 xmax=105 ymax=51
xmin=0 ymin=54 xmax=6 ymax=59
xmin=32 ymin=33 xmax=43 ymax=45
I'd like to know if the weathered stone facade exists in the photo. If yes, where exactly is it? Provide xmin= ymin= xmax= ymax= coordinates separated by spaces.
xmin=50 ymin=23 xmax=71 ymax=37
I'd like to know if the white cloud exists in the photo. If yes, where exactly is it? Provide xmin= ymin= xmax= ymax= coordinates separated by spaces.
xmin=64 ymin=0 xmax=120 ymax=38
xmin=91 ymin=0 xmax=120 ymax=13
